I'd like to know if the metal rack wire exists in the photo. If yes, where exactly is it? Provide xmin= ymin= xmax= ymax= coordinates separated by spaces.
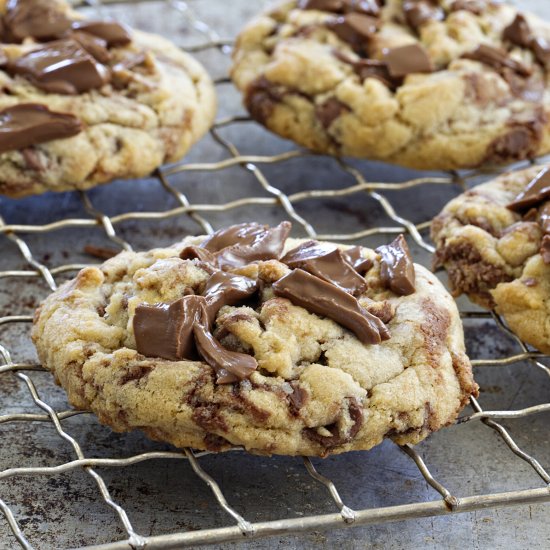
xmin=1 ymin=1 xmax=549 ymax=548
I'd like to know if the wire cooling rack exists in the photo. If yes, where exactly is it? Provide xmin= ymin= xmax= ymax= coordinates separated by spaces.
xmin=1 ymin=1 xmax=549 ymax=548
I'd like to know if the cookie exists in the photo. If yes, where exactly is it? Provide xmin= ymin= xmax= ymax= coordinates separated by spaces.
xmin=32 ymin=222 xmax=477 ymax=457
xmin=0 ymin=0 xmax=216 ymax=197
xmin=432 ymin=164 xmax=550 ymax=352
xmin=231 ymin=0 xmax=550 ymax=170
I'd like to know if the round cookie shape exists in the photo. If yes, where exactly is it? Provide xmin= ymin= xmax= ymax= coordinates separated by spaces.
xmin=231 ymin=0 xmax=550 ymax=170
xmin=0 ymin=0 xmax=216 ymax=197
xmin=431 ymin=164 xmax=550 ymax=353
xmin=32 ymin=222 xmax=477 ymax=457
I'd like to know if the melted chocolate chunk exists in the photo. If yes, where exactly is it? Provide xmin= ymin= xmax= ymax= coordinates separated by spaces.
xmin=485 ymin=114 xmax=544 ymax=164
xmin=531 ymin=37 xmax=550 ymax=68
xmin=4 ymin=0 xmax=71 ymax=42
xmin=503 ymin=14 xmax=532 ymax=48
xmin=288 ymin=382 xmax=308 ymax=414
xmin=403 ymin=1 xmax=444 ymax=32
xmin=9 ymin=39 xmax=109 ymax=94
xmin=71 ymin=31 xmax=111 ymax=64
xmin=304 ymin=397 xmax=363 ymax=449
xmin=507 ymin=168 xmax=550 ymax=211
xmin=194 ymin=322 xmax=257 ymax=384
xmin=203 ymin=271 xmax=259 ymax=325
xmin=133 ymin=296 xmax=204 ymax=361
xmin=273 ymin=268 xmax=390 ymax=344
xmin=0 ymin=103 xmax=81 ymax=154
xmin=342 ymin=246 xmax=373 ymax=274
xmin=202 ymin=221 xmax=291 ymax=269
xmin=541 ymin=234 xmax=550 ymax=264
xmin=71 ymin=21 xmax=131 ymax=47
xmin=327 ymin=13 xmax=378 ymax=55
xmin=383 ymin=43 xmax=434 ymax=78
xmin=281 ymin=240 xmax=367 ymax=295
xmin=245 ymin=76 xmax=284 ymax=125
xmin=315 ymin=97 xmax=349 ymax=128
xmin=376 ymin=234 xmax=416 ymax=296
xmin=179 ymin=245 xmax=218 ymax=265
xmin=299 ymin=0 xmax=381 ymax=16
xmin=462 ymin=44 xmax=532 ymax=77
xmin=449 ymin=0 xmax=485 ymax=15
xmin=538 ymin=202 xmax=550 ymax=234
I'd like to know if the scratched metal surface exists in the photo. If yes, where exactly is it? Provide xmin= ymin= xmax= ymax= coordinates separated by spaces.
xmin=0 ymin=1 xmax=549 ymax=549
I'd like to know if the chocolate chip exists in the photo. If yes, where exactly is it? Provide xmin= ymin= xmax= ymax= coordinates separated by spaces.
xmin=503 ymin=14 xmax=532 ymax=48
xmin=0 ymin=103 xmax=82 ymax=154
xmin=342 ymin=245 xmax=373 ymax=274
xmin=179 ymin=245 xmax=218 ymax=265
xmin=449 ymin=0 xmax=485 ymax=15
xmin=522 ymin=277 xmax=538 ymax=287
xmin=299 ymin=0 xmax=382 ymax=16
xmin=376 ymin=234 xmax=416 ymax=296
xmin=8 ymin=38 xmax=109 ymax=94
xmin=531 ymin=37 xmax=550 ymax=68
xmin=71 ymin=30 xmax=111 ymax=64
xmin=315 ymin=97 xmax=350 ymax=129
xmin=383 ymin=43 xmax=434 ymax=78
xmin=273 ymin=268 xmax=390 ymax=344
xmin=462 ymin=44 xmax=532 ymax=77
xmin=71 ymin=20 xmax=131 ymax=47
xmin=485 ymin=114 xmax=544 ymax=165
xmin=21 ymin=147 xmax=44 ymax=171
xmin=3 ymin=0 xmax=72 ymax=42
xmin=282 ymin=240 xmax=367 ymax=295
xmin=507 ymin=168 xmax=550 ymax=212
xmin=288 ymin=383 xmax=308 ymax=415
xmin=403 ymin=1 xmax=444 ymax=32
xmin=245 ymin=76 xmax=285 ymax=125
xmin=541 ymin=234 xmax=550 ymax=264
xmin=327 ymin=13 xmax=378 ymax=55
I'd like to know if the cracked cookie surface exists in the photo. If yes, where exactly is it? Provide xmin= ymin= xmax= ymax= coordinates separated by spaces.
xmin=32 ymin=227 xmax=476 ymax=456
xmin=0 ymin=0 xmax=216 ymax=197
xmin=231 ymin=0 xmax=550 ymax=170
xmin=432 ymin=164 xmax=550 ymax=352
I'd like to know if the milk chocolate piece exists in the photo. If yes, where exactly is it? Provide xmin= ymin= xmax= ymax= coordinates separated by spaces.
xmin=383 ymin=43 xmax=434 ymax=78
xmin=245 ymin=76 xmax=284 ymax=125
xmin=462 ymin=44 xmax=532 ymax=77
xmin=203 ymin=271 xmax=259 ymax=324
xmin=333 ymin=50 xmax=396 ymax=88
xmin=194 ymin=322 xmax=257 ymax=384
xmin=179 ymin=245 xmax=218 ymax=265
xmin=342 ymin=246 xmax=373 ymax=274
xmin=71 ymin=31 xmax=111 ymax=64
xmin=133 ymin=296 xmax=203 ymax=361
xmin=315 ymin=97 xmax=349 ymax=128
xmin=4 ymin=0 xmax=71 ymax=42
xmin=541 ymin=234 xmax=550 ymax=264
xmin=327 ymin=13 xmax=378 ymax=55
xmin=503 ymin=14 xmax=532 ymax=48
xmin=0 ymin=103 xmax=81 ymax=154
xmin=538 ymin=202 xmax=550 ymax=234
xmin=281 ymin=240 xmax=368 ymax=295
xmin=507 ymin=168 xmax=550 ymax=211
xmin=273 ymin=268 xmax=390 ymax=344
xmin=71 ymin=21 xmax=131 ymax=47
xmin=403 ymin=1 xmax=444 ymax=31
xmin=531 ymin=38 xmax=550 ymax=68
xmin=376 ymin=234 xmax=416 ymax=296
xmin=299 ymin=0 xmax=381 ymax=16
xmin=202 ymin=221 xmax=291 ymax=269
xmin=449 ymin=0 xmax=485 ymax=15
xmin=9 ymin=39 xmax=109 ymax=94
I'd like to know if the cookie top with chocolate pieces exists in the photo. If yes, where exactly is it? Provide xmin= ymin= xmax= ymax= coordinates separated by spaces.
xmin=431 ymin=165 xmax=550 ymax=353
xmin=32 ymin=222 xmax=476 ymax=457
xmin=231 ymin=0 xmax=550 ymax=170
xmin=0 ymin=0 xmax=216 ymax=197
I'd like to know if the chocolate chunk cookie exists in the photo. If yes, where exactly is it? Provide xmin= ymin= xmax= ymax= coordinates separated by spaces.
xmin=0 ymin=0 xmax=216 ymax=197
xmin=32 ymin=222 xmax=477 ymax=456
xmin=432 ymin=165 xmax=550 ymax=352
xmin=231 ymin=1 xmax=550 ymax=170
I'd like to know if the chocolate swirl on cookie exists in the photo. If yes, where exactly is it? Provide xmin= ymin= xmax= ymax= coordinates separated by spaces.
xmin=134 ymin=222 xmax=417 ymax=384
